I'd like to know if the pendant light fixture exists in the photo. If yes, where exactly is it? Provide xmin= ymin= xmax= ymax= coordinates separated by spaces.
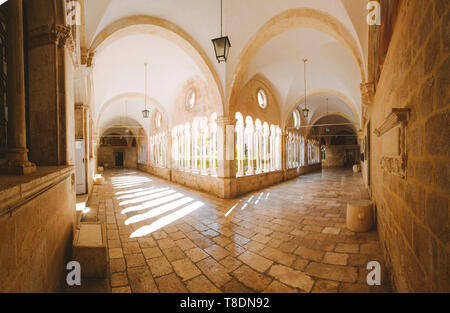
xmin=142 ymin=62 xmax=150 ymax=119
xmin=302 ymin=58 xmax=309 ymax=119
xmin=212 ymin=0 xmax=231 ymax=63
xmin=325 ymin=98 xmax=330 ymax=133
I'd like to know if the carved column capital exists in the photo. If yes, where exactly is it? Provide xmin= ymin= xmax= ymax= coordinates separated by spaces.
xmin=81 ymin=49 xmax=95 ymax=68
xmin=28 ymin=24 xmax=74 ymax=49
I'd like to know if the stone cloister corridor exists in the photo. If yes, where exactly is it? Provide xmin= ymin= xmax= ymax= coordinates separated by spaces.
xmin=71 ymin=168 xmax=391 ymax=293
xmin=0 ymin=0 xmax=448 ymax=296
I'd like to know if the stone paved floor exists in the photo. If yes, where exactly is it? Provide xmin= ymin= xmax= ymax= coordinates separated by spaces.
xmin=76 ymin=168 xmax=393 ymax=293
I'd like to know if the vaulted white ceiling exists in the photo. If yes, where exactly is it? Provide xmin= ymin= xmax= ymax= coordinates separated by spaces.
xmin=245 ymin=28 xmax=361 ymax=124
xmin=93 ymin=33 xmax=203 ymax=129
xmin=84 ymin=0 xmax=368 ymax=131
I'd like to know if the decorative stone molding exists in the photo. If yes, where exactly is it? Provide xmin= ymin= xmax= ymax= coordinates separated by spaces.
xmin=375 ymin=108 xmax=410 ymax=179
xmin=28 ymin=24 xmax=74 ymax=49
xmin=81 ymin=49 xmax=95 ymax=68
xmin=361 ymin=82 xmax=376 ymax=120
xmin=374 ymin=108 xmax=410 ymax=137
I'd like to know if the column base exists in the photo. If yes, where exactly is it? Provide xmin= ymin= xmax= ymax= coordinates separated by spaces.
xmin=7 ymin=160 xmax=37 ymax=175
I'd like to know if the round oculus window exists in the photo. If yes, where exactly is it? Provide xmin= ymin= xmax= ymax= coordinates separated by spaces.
xmin=185 ymin=89 xmax=196 ymax=110
xmin=257 ymin=89 xmax=267 ymax=109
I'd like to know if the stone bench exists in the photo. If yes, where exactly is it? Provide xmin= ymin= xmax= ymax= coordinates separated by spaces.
xmin=72 ymin=222 xmax=107 ymax=278
xmin=94 ymin=174 xmax=105 ymax=185
xmin=346 ymin=200 xmax=373 ymax=232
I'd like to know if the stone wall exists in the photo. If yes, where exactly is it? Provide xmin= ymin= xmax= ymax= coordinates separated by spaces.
xmin=0 ymin=166 xmax=76 ymax=292
xmin=138 ymin=163 xmax=321 ymax=199
xmin=369 ymin=0 xmax=449 ymax=292
xmin=322 ymin=144 xmax=360 ymax=168
xmin=98 ymin=147 xmax=137 ymax=169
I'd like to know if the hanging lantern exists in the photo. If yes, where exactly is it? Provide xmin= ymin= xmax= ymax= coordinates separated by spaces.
xmin=212 ymin=0 xmax=231 ymax=63
xmin=212 ymin=36 xmax=231 ymax=63
xmin=142 ymin=62 xmax=150 ymax=118
xmin=142 ymin=109 xmax=150 ymax=119
xmin=302 ymin=58 xmax=309 ymax=119
xmin=302 ymin=107 xmax=310 ymax=119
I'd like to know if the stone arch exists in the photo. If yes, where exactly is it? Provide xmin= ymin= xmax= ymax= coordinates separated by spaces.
xmin=284 ymin=89 xmax=361 ymax=129
xmin=228 ymin=8 xmax=366 ymax=116
xmin=90 ymin=15 xmax=224 ymax=115
xmin=308 ymin=111 xmax=358 ymax=136
xmin=231 ymin=74 xmax=282 ymax=127
xmin=96 ymin=92 xmax=169 ymax=132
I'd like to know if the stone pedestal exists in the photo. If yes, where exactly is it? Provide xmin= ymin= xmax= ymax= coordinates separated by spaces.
xmin=347 ymin=200 xmax=373 ymax=232
xmin=73 ymin=222 xmax=107 ymax=278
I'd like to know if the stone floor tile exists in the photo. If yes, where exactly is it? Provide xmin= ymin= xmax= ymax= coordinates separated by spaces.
xmin=222 ymin=279 xmax=254 ymax=293
xmin=335 ymin=243 xmax=359 ymax=254
xmin=323 ymin=252 xmax=349 ymax=266
xmin=112 ymin=286 xmax=132 ymax=293
xmin=147 ymin=256 xmax=173 ymax=277
xmin=305 ymin=262 xmax=358 ymax=283
xmin=175 ymin=238 xmax=197 ymax=251
xmin=186 ymin=275 xmax=221 ymax=293
xmin=259 ymin=247 xmax=296 ymax=267
xmin=197 ymin=257 xmax=232 ymax=287
xmin=110 ymin=258 xmax=126 ymax=273
xmin=238 ymin=251 xmax=273 ymax=273
xmin=268 ymin=264 xmax=314 ymax=292
xmin=111 ymin=272 xmax=128 ymax=287
xmin=232 ymin=265 xmax=272 ymax=292
xmin=157 ymin=238 xmax=176 ymax=250
xmin=122 ymin=242 xmax=141 ymax=255
xmin=185 ymin=247 xmax=209 ymax=263
xmin=125 ymin=253 xmax=146 ymax=268
xmin=311 ymin=280 xmax=340 ymax=293
xmin=172 ymin=258 xmax=201 ymax=281
xmin=155 ymin=273 xmax=188 ymax=293
xmin=204 ymin=244 xmax=231 ymax=261
xmin=163 ymin=246 xmax=186 ymax=262
xmin=142 ymin=246 xmax=163 ymax=259
xmin=294 ymin=246 xmax=324 ymax=262
xmin=220 ymin=256 xmax=242 ymax=272
xmin=127 ymin=266 xmax=158 ymax=293
xmin=264 ymin=280 xmax=298 ymax=293
xmin=109 ymin=248 xmax=124 ymax=259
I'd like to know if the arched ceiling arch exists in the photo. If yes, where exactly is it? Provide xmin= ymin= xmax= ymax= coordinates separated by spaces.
xmin=84 ymin=1 xmax=368 ymax=115
xmin=227 ymin=7 xmax=366 ymax=121
xmin=285 ymin=90 xmax=361 ymax=129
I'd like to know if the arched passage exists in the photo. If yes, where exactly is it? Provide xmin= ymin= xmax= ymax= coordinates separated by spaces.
xmin=90 ymin=15 xmax=224 ymax=117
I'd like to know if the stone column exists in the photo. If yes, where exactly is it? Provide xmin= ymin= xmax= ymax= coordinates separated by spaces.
xmin=5 ymin=0 xmax=36 ymax=175
xmin=216 ymin=117 xmax=236 ymax=178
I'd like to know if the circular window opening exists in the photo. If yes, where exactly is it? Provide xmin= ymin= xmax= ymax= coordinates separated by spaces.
xmin=185 ymin=89 xmax=196 ymax=110
xmin=257 ymin=89 xmax=267 ymax=109
xmin=155 ymin=112 xmax=161 ymax=129
xmin=293 ymin=109 xmax=301 ymax=130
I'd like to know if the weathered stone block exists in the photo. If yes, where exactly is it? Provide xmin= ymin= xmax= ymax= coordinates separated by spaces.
xmin=73 ymin=222 xmax=107 ymax=278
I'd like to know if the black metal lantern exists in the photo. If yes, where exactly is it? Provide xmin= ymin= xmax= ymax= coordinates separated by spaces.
xmin=302 ymin=58 xmax=309 ymax=119
xmin=142 ymin=63 xmax=150 ymax=118
xmin=212 ymin=0 xmax=231 ymax=63
xmin=302 ymin=107 xmax=310 ymax=119
xmin=212 ymin=36 xmax=231 ymax=63
xmin=142 ymin=109 xmax=150 ymax=119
